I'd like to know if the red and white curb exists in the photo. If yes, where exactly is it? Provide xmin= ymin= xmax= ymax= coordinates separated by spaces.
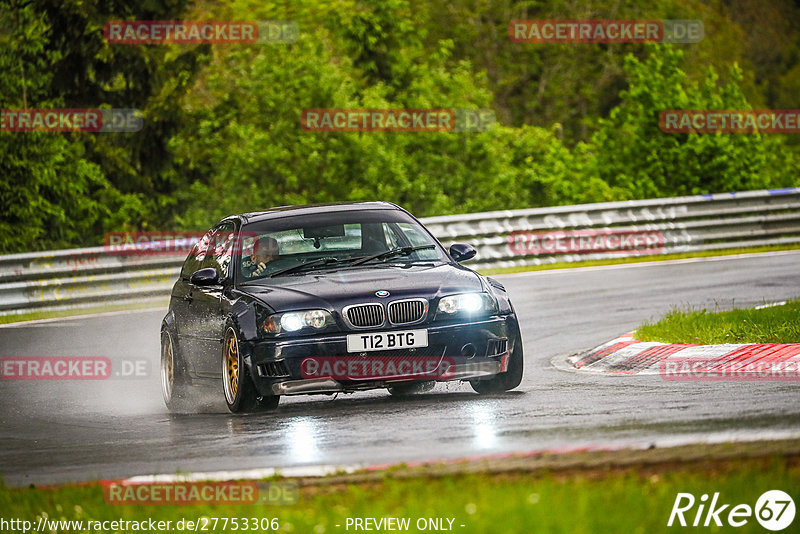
xmin=567 ymin=333 xmax=800 ymax=379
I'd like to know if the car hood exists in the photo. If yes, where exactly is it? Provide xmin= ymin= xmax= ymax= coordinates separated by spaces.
xmin=238 ymin=263 xmax=483 ymax=313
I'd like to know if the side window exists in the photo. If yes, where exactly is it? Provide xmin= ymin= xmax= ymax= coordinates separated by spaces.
xmin=209 ymin=221 xmax=236 ymax=278
xmin=180 ymin=222 xmax=237 ymax=279
xmin=180 ymin=229 xmax=214 ymax=279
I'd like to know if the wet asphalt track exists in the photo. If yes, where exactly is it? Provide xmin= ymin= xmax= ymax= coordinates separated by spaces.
xmin=1 ymin=251 xmax=799 ymax=487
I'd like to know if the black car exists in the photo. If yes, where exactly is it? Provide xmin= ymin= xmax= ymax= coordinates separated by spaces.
xmin=160 ymin=202 xmax=524 ymax=413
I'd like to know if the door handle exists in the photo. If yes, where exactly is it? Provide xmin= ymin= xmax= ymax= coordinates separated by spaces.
xmin=183 ymin=293 xmax=193 ymax=302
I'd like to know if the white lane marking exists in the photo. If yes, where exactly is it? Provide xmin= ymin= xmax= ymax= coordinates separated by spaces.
xmin=0 ymin=306 xmax=166 ymax=328
xmin=4 ymin=323 xmax=86 ymax=328
xmin=120 ymin=464 xmax=364 ymax=484
xmin=495 ymin=250 xmax=800 ymax=278
xmin=754 ymin=301 xmax=787 ymax=309
xmin=111 ymin=431 xmax=800 ymax=486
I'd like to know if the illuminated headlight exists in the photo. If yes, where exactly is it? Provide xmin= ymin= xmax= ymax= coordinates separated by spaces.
xmin=437 ymin=293 xmax=497 ymax=316
xmin=263 ymin=310 xmax=334 ymax=335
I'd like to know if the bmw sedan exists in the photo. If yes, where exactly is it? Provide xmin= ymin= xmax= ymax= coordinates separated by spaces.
xmin=160 ymin=202 xmax=523 ymax=413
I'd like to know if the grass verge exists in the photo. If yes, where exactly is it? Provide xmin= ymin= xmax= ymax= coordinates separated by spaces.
xmin=478 ymin=243 xmax=800 ymax=276
xmin=0 ymin=299 xmax=169 ymax=325
xmin=636 ymin=300 xmax=800 ymax=344
xmin=1 ymin=447 xmax=797 ymax=534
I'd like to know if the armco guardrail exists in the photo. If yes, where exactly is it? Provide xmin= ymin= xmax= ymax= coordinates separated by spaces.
xmin=1 ymin=188 xmax=798 ymax=316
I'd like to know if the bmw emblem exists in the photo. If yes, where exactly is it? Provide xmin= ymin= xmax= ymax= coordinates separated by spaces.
xmin=375 ymin=290 xmax=390 ymax=298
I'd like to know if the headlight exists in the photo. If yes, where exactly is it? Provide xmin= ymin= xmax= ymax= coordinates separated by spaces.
xmin=263 ymin=309 xmax=334 ymax=335
xmin=437 ymin=293 xmax=498 ymax=317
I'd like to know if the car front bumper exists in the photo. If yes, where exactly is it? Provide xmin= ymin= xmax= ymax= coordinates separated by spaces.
xmin=244 ymin=316 xmax=516 ymax=396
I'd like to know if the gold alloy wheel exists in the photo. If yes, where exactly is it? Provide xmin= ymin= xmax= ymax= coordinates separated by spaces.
xmin=160 ymin=332 xmax=174 ymax=402
xmin=223 ymin=328 xmax=239 ymax=404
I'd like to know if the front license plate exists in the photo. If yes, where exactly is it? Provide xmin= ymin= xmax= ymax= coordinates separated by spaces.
xmin=347 ymin=329 xmax=428 ymax=353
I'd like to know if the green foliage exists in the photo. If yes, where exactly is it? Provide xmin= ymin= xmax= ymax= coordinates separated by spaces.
xmin=2 ymin=0 xmax=800 ymax=252
xmin=169 ymin=2 xmax=582 ymax=228
xmin=586 ymin=46 xmax=796 ymax=198
xmin=0 ymin=0 xmax=204 ymax=252
xmin=0 ymin=3 xmax=109 ymax=252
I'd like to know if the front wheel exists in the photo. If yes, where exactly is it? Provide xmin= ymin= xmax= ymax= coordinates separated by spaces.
xmin=470 ymin=339 xmax=524 ymax=394
xmin=222 ymin=325 xmax=279 ymax=413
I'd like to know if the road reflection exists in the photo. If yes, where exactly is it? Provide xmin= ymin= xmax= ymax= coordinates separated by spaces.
xmin=283 ymin=417 xmax=321 ymax=463
xmin=468 ymin=402 xmax=498 ymax=450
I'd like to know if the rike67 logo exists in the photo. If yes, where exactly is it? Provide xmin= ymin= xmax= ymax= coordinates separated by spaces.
xmin=668 ymin=490 xmax=795 ymax=531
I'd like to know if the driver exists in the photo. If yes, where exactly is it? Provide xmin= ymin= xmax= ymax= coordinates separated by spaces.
xmin=242 ymin=236 xmax=279 ymax=278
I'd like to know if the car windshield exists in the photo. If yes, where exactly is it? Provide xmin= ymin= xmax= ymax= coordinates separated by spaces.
xmin=236 ymin=209 xmax=446 ymax=282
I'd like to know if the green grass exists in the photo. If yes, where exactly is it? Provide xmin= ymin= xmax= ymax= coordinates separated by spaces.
xmin=636 ymin=300 xmax=800 ymax=344
xmin=478 ymin=243 xmax=800 ymax=276
xmin=1 ymin=457 xmax=796 ymax=533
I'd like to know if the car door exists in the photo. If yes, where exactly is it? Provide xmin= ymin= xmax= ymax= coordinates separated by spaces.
xmin=190 ymin=221 xmax=237 ymax=378
xmin=172 ymin=229 xmax=214 ymax=375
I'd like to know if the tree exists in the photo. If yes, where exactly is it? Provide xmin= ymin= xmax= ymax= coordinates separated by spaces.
xmin=586 ymin=46 xmax=796 ymax=198
xmin=0 ymin=3 xmax=110 ymax=252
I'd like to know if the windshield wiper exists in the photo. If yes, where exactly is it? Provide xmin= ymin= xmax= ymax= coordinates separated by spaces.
xmin=268 ymin=245 xmax=437 ymax=276
xmin=269 ymin=257 xmax=346 ymax=277
xmin=350 ymin=245 xmax=436 ymax=266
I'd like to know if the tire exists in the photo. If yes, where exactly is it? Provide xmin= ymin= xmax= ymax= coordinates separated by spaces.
xmin=387 ymin=381 xmax=435 ymax=396
xmin=161 ymin=329 xmax=193 ymax=413
xmin=470 ymin=337 xmax=524 ymax=394
xmin=222 ymin=325 xmax=279 ymax=413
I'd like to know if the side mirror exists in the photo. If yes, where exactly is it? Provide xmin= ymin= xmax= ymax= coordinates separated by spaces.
xmin=449 ymin=243 xmax=477 ymax=263
xmin=190 ymin=267 xmax=220 ymax=286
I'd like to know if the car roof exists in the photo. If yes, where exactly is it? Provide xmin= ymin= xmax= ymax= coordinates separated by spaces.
xmin=226 ymin=201 xmax=402 ymax=224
